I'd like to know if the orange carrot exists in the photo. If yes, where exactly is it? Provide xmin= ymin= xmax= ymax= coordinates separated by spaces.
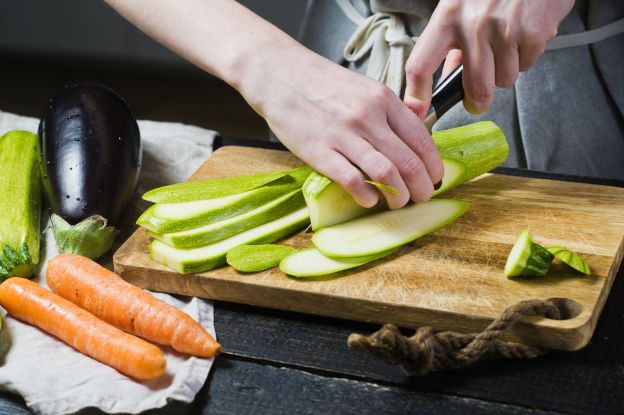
xmin=47 ymin=254 xmax=221 ymax=358
xmin=0 ymin=277 xmax=165 ymax=380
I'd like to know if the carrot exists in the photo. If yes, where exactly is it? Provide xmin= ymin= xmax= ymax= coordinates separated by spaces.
xmin=47 ymin=254 xmax=221 ymax=358
xmin=0 ymin=277 xmax=166 ymax=380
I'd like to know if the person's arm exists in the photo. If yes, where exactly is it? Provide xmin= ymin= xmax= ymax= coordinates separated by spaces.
xmin=404 ymin=0 xmax=575 ymax=118
xmin=104 ymin=0 xmax=443 ymax=209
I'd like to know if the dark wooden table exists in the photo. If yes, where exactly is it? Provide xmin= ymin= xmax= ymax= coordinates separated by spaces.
xmin=1 ymin=139 xmax=623 ymax=415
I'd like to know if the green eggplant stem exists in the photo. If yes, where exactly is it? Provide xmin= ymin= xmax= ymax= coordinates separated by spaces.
xmin=50 ymin=214 xmax=119 ymax=260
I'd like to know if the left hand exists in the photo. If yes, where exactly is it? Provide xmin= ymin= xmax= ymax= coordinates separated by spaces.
xmin=403 ymin=0 xmax=575 ymax=117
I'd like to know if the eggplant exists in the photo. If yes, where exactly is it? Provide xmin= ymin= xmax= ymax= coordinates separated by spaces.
xmin=39 ymin=84 xmax=142 ymax=259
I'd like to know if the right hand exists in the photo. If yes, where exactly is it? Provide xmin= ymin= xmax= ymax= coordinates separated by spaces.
xmin=240 ymin=46 xmax=444 ymax=209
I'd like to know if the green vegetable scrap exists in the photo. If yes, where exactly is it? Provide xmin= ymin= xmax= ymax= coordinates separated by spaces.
xmin=505 ymin=230 xmax=591 ymax=278
xmin=545 ymin=245 xmax=591 ymax=275
xmin=227 ymin=244 xmax=297 ymax=273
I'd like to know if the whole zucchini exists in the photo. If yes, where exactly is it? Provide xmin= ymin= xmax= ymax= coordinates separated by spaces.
xmin=39 ymin=84 xmax=142 ymax=259
xmin=0 ymin=130 xmax=42 ymax=279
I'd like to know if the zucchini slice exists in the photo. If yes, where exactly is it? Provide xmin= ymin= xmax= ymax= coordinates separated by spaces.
xmin=312 ymin=199 xmax=469 ymax=258
xmin=150 ymin=207 xmax=310 ymax=274
xmin=226 ymin=244 xmax=297 ymax=273
xmin=504 ymin=229 xmax=554 ymax=278
xmin=143 ymin=165 xmax=312 ymax=203
xmin=280 ymin=248 xmax=396 ymax=278
xmin=138 ymin=167 xmax=310 ymax=234
xmin=150 ymin=190 xmax=305 ymax=248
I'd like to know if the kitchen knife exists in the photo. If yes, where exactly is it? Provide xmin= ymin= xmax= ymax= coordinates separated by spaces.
xmin=422 ymin=64 xmax=464 ymax=133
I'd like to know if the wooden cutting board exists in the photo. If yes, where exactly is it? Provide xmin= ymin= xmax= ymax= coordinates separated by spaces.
xmin=113 ymin=146 xmax=624 ymax=351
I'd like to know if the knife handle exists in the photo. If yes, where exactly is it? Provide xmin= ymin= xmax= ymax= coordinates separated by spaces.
xmin=423 ymin=65 xmax=464 ymax=132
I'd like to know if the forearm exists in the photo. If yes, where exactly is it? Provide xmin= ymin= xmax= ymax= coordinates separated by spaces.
xmin=104 ymin=0 xmax=301 ymax=100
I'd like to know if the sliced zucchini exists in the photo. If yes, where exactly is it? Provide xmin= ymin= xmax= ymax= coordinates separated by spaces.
xmin=150 ymin=207 xmax=310 ymax=274
xmin=545 ymin=245 xmax=591 ymax=275
xmin=226 ymin=244 xmax=297 ymax=273
xmin=138 ymin=167 xmax=310 ymax=234
xmin=143 ymin=165 xmax=312 ymax=203
xmin=312 ymin=199 xmax=469 ymax=258
xmin=150 ymin=189 xmax=305 ymax=248
xmin=504 ymin=229 xmax=554 ymax=278
xmin=280 ymin=248 xmax=396 ymax=278
xmin=303 ymin=171 xmax=382 ymax=231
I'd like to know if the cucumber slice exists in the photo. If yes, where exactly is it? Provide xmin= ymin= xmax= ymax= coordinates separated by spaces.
xmin=151 ymin=207 xmax=310 ymax=274
xmin=0 ymin=131 xmax=42 ymax=280
xmin=143 ymin=165 xmax=312 ymax=203
xmin=303 ymin=121 xmax=507 ymax=230
xmin=280 ymin=248 xmax=396 ymax=278
xmin=138 ymin=168 xmax=310 ymax=234
xmin=545 ymin=245 xmax=591 ymax=275
xmin=312 ymin=199 xmax=469 ymax=258
xmin=149 ymin=189 xmax=305 ymax=248
xmin=227 ymin=244 xmax=297 ymax=273
xmin=504 ymin=229 xmax=554 ymax=278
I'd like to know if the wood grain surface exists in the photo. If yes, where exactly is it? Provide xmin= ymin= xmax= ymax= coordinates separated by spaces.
xmin=113 ymin=146 xmax=624 ymax=351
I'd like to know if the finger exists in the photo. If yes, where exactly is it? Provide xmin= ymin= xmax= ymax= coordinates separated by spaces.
xmin=404 ymin=23 xmax=454 ymax=119
xmin=440 ymin=49 xmax=463 ymax=82
xmin=309 ymin=149 xmax=380 ymax=208
xmin=387 ymin=100 xmax=444 ymax=188
xmin=518 ymin=37 xmax=546 ymax=72
xmin=462 ymin=37 xmax=495 ymax=114
xmin=491 ymin=40 xmax=519 ymax=88
xmin=335 ymin=138 xmax=411 ymax=209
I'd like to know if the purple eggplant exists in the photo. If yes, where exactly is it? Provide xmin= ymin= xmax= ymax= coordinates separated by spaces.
xmin=39 ymin=84 xmax=142 ymax=259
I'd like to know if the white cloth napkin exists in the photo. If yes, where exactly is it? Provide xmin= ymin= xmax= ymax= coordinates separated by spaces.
xmin=0 ymin=110 xmax=217 ymax=414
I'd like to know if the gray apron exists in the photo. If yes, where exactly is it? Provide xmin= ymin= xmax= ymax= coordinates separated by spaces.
xmin=296 ymin=0 xmax=624 ymax=180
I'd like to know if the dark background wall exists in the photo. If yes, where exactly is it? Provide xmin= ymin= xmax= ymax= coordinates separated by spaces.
xmin=0 ymin=0 xmax=308 ymax=139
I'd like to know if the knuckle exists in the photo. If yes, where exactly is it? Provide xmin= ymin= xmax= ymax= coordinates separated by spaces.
xmin=405 ymin=60 xmax=429 ymax=82
xmin=343 ymin=107 xmax=368 ymax=130
xmin=339 ymin=170 xmax=363 ymax=192
xmin=371 ymin=160 xmax=396 ymax=183
xmin=468 ymin=82 xmax=494 ymax=103
xmin=496 ymin=71 xmax=518 ymax=88
xmin=436 ymin=0 xmax=461 ymax=22
xmin=400 ymin=156 xmax=425 ymax=178
xmin=522 ymin=28 xmax=547 ymax=49
xmin=412 ymin=186 xmax=434 ymax=203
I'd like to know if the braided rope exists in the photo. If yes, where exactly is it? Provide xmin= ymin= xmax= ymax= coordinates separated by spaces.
xmin=348 ymin=299 xmax=561 ymax=376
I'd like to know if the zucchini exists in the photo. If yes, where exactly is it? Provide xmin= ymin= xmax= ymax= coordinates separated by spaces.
xmin=280 ymin=248 xmax=396 ymax=278
xmin=143 ymin=166 xmax=311 ymax=203
xmin=138 ymin=167 xmax=311 ymax=234
xmin=151 ymin=207 xmax=310 ymax=274
xmin=312 ymin=199 xmax=469 ymax=258
xmin=227 ymin=244 xmax=297 ymax=273
xmin=0 ymin=131 xmax=42 ymax=280
xmin=149 ymin=189 xmax=305 ymax=248
xmin=303 ymin=121 xmax=508 ymax=229
xmin=504 ymin=229 xmax=554 ymax=278
xmin=545 ymin=245 xmax=591 ymax=275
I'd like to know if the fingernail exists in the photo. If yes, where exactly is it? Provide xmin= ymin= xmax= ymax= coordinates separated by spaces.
xmin=433 ymin=180 xmax=442 ymax=190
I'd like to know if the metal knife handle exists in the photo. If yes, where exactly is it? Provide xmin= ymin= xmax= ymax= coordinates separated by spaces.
xmin=423 ymin=65 xmax=464 ymax=132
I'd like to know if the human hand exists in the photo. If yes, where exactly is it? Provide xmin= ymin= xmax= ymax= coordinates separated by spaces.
xmin=404 ymin=0 xmax=574 ymax=117
xmin=242 ymin=46 xmax=444 ymax=209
